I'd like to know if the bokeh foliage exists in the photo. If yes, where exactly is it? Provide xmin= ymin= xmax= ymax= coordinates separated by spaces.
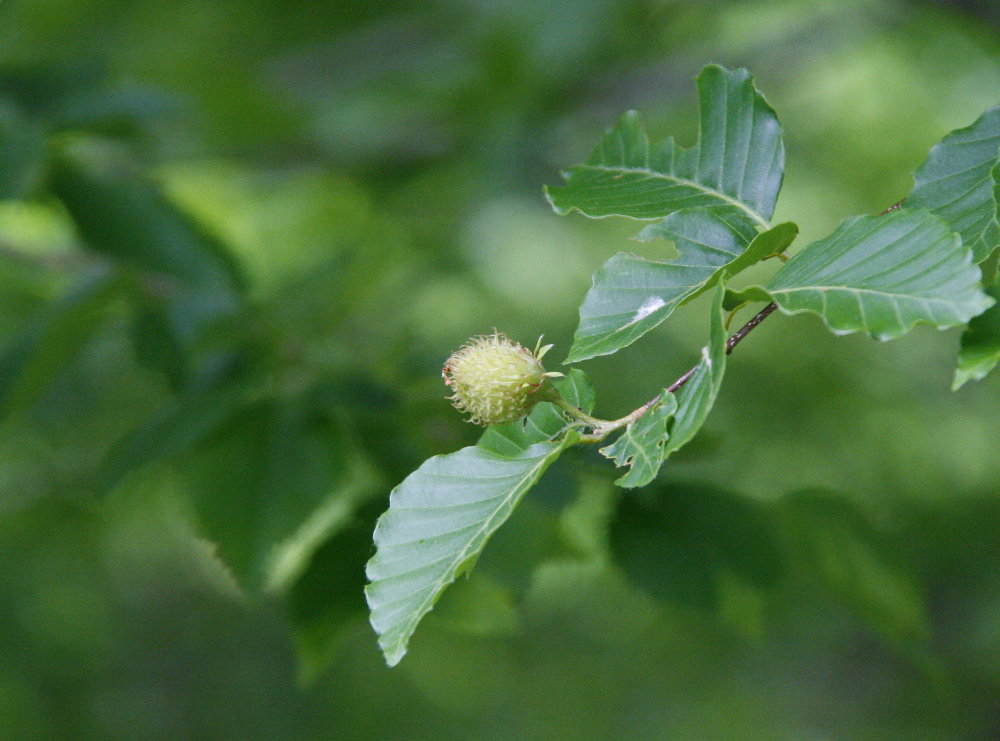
xmin=0 ymin=0 xmax=999 ymax=738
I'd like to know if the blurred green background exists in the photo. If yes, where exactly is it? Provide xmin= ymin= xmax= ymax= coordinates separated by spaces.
xmin=1 ymin=0 xmax=999 ymax=738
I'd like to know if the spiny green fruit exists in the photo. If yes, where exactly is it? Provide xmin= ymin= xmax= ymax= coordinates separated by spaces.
xmin=443 ymin=332 xmax=562 ymax=426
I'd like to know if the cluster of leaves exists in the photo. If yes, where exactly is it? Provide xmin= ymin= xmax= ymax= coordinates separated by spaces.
xmin=366 ymin=65 xmax=1000 ymax=665
xmin=0 ymin=63 xmax=409 ymax=679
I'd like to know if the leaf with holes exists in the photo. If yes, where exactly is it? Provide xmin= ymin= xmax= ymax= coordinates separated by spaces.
xmin=906 ymin=105 xmax=1000 ymax=263
xmin=755 ymin=210 xmax=994 ymax=340
xmin=365 ymin=400 xmax=580 ymax=666
xmin=954 ymin=285 xmax=1000 ymax=389
xmin=600 ymin=392 xmax=677 ymax=488
xmin=546 ymin=64 xmax=783 ymax=229
xmin=599 ymin=281 xmax=728 ymax=488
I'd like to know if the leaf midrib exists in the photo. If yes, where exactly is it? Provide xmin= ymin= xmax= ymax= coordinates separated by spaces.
xmin=384 ymin=443 xmax=562 ymax=655
xmin=577 ymin=163 xmax=770 ymax=228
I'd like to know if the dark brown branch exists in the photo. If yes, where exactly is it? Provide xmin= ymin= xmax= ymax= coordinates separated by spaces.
xmin=659 ymin=300 xmax=776 ymax=399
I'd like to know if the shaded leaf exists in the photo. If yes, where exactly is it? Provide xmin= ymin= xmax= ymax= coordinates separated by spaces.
xmin=51 ymin=84 xmax=181 ymax=138
xmin=0 ymin=270 xmax=123 ymax=417
xmin=288 ymin=499 xmax=382 ymax=684
xmin=181 ymin=398 xmax=378 ymax=593
xmin=762 ymin=210 xmax=994 ymax=340
xmin=50 ymin=141 xmax=242 ymax=291
xmin=0 ymin=100 xmax=45 ymax=199
xmin=93 ymin=380 xmax=251 ymax=496
xmin=546 ymin=65 xmax=783 ymax=227
xmin=366 ymin=414 xmax=578 ymax=666
xmin=777 ymin=490 xmax=928 ymax=646
xmin=906 ymin=105 xmax=1000 ymax=262
xmin=609 ymin=482 xmax=783 ymax=611
xmin=953 ymin=285 xmax=1000 ymax=389
xmin=600 ymin=392 xmax=677 ymax=488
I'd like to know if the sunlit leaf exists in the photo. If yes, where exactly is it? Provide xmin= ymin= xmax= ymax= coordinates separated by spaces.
xmin=906 ymin=105 xmax=1000 ymax=262
xmin=366 ymin=403 xmax=578 ymax=666
xmin=566 ymin=204 xmax=794 ymax=362
xmin=546 ymin=65 xmax=783 ymax=227
xmin=953 ymin=285 xmax=1000 ymax=389
xmin=760 ymin=210 xmax=994 ymax=340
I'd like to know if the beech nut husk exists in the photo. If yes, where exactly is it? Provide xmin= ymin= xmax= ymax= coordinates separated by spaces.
xmin=442 ymin=332 xmax=562 ymax=426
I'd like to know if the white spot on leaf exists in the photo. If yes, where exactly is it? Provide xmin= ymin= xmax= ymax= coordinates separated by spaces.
xmin=626 ymin=296 xmax=666 ymax=327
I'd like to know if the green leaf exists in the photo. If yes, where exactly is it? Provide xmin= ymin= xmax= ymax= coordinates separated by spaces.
xmin=180 ymin=398 xmax=378 ymax=593
xmin=0 ymin=100 xmax=45 ymax=199
xmin=762 ymin=210 xmax=995 ymax=340
xmin=0 ymin=270 xmax=123 ymax=416
xmin=906 ymin=105 xmax=1000 ymax=262
xmin=980 ymin=241 xmax=999 ymax=286
xmin=546 ymin=65 xmax=784 ymax=227
xmin=953 ymin=285 xmax=1000 ymax=389
xmin=599 ymin=281 xmax=728 ymax=488
xmin=366 ymin=426 xmax=578 ymax=666
xmin=288 ymin=500 xmax=381 ymax=684
xmin=662 ymin=279 xmax=728 ymax=457
xmin=94 ymin=381 xmax=251 ymax=495
xmin=609 ymin=482 xmax=783 ymax=612
xmin=566 ymin=207 xmax=795 ymax=362
xmin=551 ymin=368 xmax=596 ymax=414
xmin=600 ymin=392 xmax=677 ymax=488
xmin=777 ymin=490 xmax=928 ymax=646
xmin=50 ymin=141 xmax=242 ymax=291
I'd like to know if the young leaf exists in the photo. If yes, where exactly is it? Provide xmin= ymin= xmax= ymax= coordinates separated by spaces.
xmin=366 ymin=403 xmax=579 ymax=666
xmin=600 ymin=392 xmax=677 ymax=488
xmin=600 ymin=281 xmax=728 ymax=488
xmin=546 ymin=65 xmax=783 ymax=229
xmin=906 ymin=106 xmax=1000 ymax=262
xmin=953 ymin=285 xmax=1000 ymax=389
xmin=567 ymin=207 xmax=796 ymax=362
xmin=552 ymin=368 xmax=596 ymax=414
xmin=662 ymin=279 xmax=728 ymax=458
xmin=761 ymin=210 xmax=995 ymax=340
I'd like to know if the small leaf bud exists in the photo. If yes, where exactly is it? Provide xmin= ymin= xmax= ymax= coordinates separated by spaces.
xmin=443 ymin=332 xmax=562 ymax=426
